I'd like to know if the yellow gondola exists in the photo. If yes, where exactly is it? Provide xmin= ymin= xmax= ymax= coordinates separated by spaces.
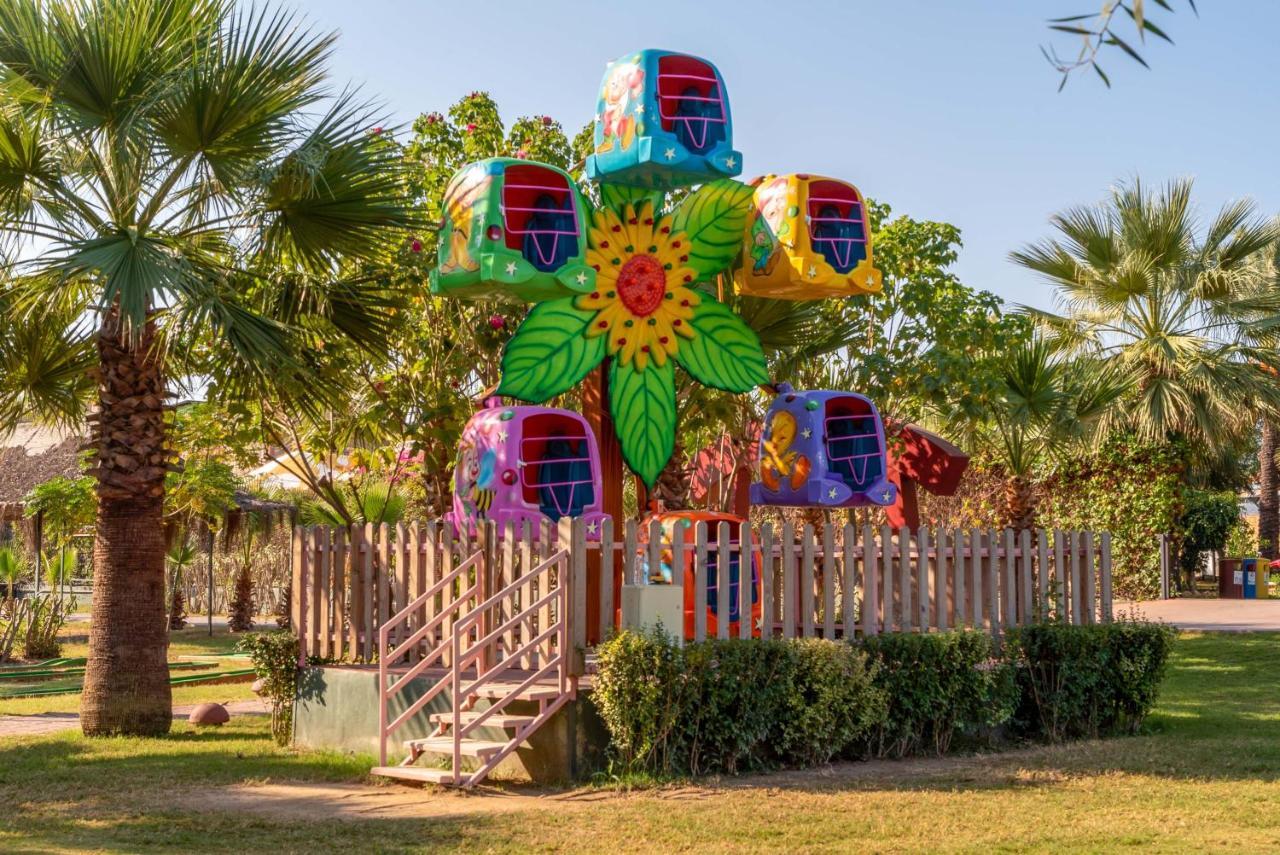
xmin=733 ymin=173 xmax=881 ymax=300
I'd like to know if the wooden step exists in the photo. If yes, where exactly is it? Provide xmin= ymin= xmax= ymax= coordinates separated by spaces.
xmin=406 ymin=736 xmax=514 ymax=758
xmin=430 ymin=711 xmax=536 ymax=729
xmin=470 ymin=682 xmax=561 ymax=702
xmin=370 ymin=765 xmax=459 ymax=786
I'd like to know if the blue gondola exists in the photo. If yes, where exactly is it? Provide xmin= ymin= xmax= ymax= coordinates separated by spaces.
xmin=584 ymin=49 xmax=742 ymax=189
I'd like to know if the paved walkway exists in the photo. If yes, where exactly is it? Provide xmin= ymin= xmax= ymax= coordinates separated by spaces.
xmin=1127 ymin=598 xmax=1280 ymax=632
xmin=0 ymin=698 xmax=268 ymax=738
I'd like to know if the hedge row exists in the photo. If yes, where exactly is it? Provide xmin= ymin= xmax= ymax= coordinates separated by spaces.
xmin=592 ymin=620 xmax=1175 ymax=778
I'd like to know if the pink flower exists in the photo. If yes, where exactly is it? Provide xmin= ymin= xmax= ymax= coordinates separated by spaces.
xmin=372 ymin=126 xmax=383 ymax=135
xmin=488 ymin=314 xmax=505 ymax=330
xmin=515 ymin=149 xmax=528 ymax=160
xmin=410 ymin=239 xmax=422 ymax=253
xmin=541 ymin=115 xmax=553 ymax=127
xmin=465 ymin=123 xmax=477 ymax=133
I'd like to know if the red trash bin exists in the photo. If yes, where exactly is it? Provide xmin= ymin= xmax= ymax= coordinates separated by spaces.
xmin=1219 ymin=557 xmax=1244 ymax=599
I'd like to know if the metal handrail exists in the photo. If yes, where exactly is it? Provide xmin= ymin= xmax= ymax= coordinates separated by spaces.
xmin=377 ymin=549 xmax=483 ymax=765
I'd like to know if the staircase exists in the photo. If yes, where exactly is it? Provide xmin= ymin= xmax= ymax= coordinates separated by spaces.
xmin=371 ymin=548 xmax=575 ymax=789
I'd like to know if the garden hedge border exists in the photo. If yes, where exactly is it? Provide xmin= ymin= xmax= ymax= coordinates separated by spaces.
xmin=592 ymin=620 xmax=1175 ymax=779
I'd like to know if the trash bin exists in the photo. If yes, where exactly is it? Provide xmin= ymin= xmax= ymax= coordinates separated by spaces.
xmin=1243 ymin=557 xmax=1258 ymax=599
xmin=1220 ymin=558 xmax=1244 ymax=599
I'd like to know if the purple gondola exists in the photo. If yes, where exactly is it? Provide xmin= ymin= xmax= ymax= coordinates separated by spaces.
xmin=749 ymin=384 xmax=896 ymax=509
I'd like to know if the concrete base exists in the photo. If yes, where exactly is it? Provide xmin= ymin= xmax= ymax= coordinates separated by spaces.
xmin=620 ymin=584 xmax=684 ymax=642
xmin=293 ymin=666 xmax=607 ymax=784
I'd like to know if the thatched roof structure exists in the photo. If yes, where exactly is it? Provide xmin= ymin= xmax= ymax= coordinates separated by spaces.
xmin=0 ymin=423 xmax=294 ymax=525
xmin=0 ymin=423 xmax=85 ymax=521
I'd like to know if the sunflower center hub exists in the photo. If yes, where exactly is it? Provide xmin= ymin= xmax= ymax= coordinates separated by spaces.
xmin=616 ymin=254 xmax=666 ymax=317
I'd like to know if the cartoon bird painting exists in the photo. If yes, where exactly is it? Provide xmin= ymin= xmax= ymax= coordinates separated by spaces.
xmin=760 ymin=410 xmax=810 ymax=492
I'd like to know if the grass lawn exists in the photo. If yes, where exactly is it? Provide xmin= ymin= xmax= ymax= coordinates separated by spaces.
xmin=3 ymin=631 xmax=1280 ymax=853
xmin=0 ymin=626 xmax=256 ymax=715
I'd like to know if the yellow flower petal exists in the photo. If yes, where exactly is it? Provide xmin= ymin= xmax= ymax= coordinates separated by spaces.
xmin=620 ymin=332 xmax=640 ymax=366
xmin=649 ymin=340 xmax=668 ymax=367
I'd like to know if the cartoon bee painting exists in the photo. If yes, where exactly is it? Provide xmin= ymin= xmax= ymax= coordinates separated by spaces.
xmin=453 ymin=439 xmax=496 ymax=521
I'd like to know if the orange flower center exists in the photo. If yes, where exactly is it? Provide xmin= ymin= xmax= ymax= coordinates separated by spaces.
xmin=616 ymin=254 xmax=666 ymax=317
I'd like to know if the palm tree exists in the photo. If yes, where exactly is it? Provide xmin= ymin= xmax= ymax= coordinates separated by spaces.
xmin=1259 ymin=420 xmax=1279 ymax=559
xmin=1011 ymin=179 xmax=1280 ymax=462
xmin=963 ymin=337 xmax=1128 ymax=530
xmin=0 ymin=546 xmax=24 ymax=612
xmin=0 ymin=0 xmax=417 ymax=735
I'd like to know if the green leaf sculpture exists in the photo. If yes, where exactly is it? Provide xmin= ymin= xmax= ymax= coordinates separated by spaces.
xmin=674 ymin=300 xmax=769 ymax=393
xmin=670 ymin=179 xmax=756 ymax=280
xmin=610 ymin=358 xmax=676 ymax=487
xmin=497 ymin=300 xmax=605 ymax=403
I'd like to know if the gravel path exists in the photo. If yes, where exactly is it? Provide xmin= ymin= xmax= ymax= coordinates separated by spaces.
xmin=0 ymin=698 xmax=268 ymax=738
xmin=1125 ymin=598 xmax=1280 ymax=632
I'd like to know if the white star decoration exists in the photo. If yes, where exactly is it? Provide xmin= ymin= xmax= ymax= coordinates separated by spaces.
xmin=496 ymin=429 xmax=508 ymax=442
xmin=881 ymin=490 xmax=892 ymax=503
xmin=801 ymin=428 xmax=812 ymax=439
xmin=828 ymin=487 xmax=839 ymax=499
xmin=504 ymin=261 xmax=517 ymax=276
xmin=587 ymin=521 xmax=599 ymax=535
xmin=663 ymin=147 xmax=676 ymax=161
xmin=634 ymin=105 xmax=645 ymax=115
xmin=807 ymin=265 xmax=817 ymax=278
xmin=724 ymin=155 xmax=737 ymax=169
xmin=575 ymin=270 xmax=588 ymax=285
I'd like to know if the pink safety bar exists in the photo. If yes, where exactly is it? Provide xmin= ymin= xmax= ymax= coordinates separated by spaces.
xmin=501 ymin=181 xmax=580 ymax=268
xmin=823 ymin=414 xmax=880 ymax=486
xmin=807 ymin=196 xmax=867 ymax=270
xmin=519 ymin=434 xmax=594 ymax=518
xmin=656 ymin=72 xmax=727 ymax=151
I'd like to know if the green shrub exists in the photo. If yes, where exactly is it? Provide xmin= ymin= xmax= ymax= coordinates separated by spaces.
xmin=1007 ymin=620 xmax=1176 ymax=742
xmin=237 ymin=631 xmax=300 ymax=745
xmin=22 ymin=594 xmax=73 ymax=660
xmin=592 ymin=630 xmax=885 ymax=777
xmin=590 ymin=626 xmax=688 ymax=776
xmin=681 ymin=638 xmax=794 ymax=775
xmin=780 ymin=639 xmax=884 ymax=766
xmin=861 ymin=631 xmax=1015 ymax=757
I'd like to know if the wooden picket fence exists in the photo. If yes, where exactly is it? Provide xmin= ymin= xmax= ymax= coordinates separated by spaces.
xmin=291 ymin=518 xmax=1113 ymax=671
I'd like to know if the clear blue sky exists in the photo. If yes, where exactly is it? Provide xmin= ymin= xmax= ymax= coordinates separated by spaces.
xmin=303 ymin=0 xmax=1279 ymax=311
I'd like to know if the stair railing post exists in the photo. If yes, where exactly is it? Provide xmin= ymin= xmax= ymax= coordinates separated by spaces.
xmin=452 ymin=624 xmax=462 ymax=784
xmin=559 ymin=554 xmax=569 ymax=696
xmin=378 ymin=619 xmax=388 ymax=767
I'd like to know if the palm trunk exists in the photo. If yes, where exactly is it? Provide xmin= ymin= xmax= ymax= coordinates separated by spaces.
xmin=1260 ymin=421 xmax=1278 ymax=561
xmin=652 ymin=440 xmax=691 ymax=512
xmin=1003 ymin=475 xmax=1037 ymax=532
xmin=80 ymin=312 xmax=172 ymax=736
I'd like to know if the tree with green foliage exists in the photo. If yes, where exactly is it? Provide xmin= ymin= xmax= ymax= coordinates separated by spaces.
xmin=790 ymin=203 xmax=1032 ymax=429
xmin=0 ymin=0 xmax=419 ymax=735
xmin=0 ymin=547 xmax=24 ymax=612
xmin=1178 ymin=489 xmax=1239 ymax=589
xmin=23 ymin=475 xmax=95 ymax=550
xmin=1013 ymin=178 xmax=1280 ymax=478
xmin=966 ymin=338 xmax=1128 ymax=530
xmin=1044 ymin=1 xmax=1197 ymax=89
